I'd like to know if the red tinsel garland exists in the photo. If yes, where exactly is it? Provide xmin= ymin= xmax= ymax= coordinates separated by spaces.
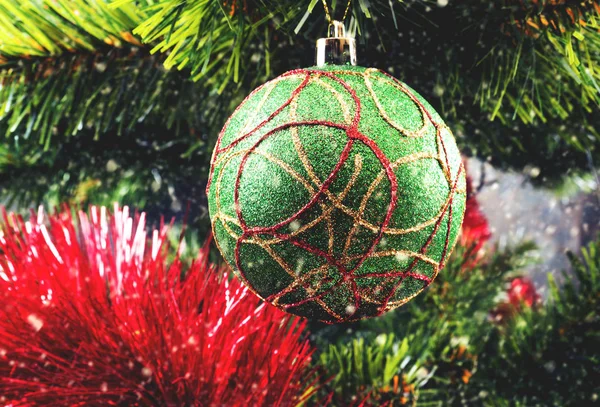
xmin=0 ymin=205 xmax=315 ymax=406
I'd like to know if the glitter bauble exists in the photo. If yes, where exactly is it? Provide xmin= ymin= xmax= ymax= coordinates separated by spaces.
xmin=207 ymin=65 xmax=466 ymax=323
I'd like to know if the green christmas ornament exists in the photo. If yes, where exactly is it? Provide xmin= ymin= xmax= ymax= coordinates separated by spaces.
xmin=207 ymin=21 xmax=466 ymax=324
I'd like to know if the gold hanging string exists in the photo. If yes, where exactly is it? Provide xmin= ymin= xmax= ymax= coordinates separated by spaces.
xmin=321 ymin=0 xmax=353 ymax=23
xmin=342 ymin=0 xmax=352 ymax=22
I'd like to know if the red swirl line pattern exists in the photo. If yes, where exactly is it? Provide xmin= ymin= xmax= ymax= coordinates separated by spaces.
xmin=208 ymin=68 xmax=463 ymax=323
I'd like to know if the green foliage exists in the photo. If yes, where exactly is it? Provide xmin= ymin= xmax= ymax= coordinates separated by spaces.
xmin=0 ymin=0 xmax=141 ymax=59
xmin=466 ymin=238 xmax=600 ymax=406
xmin=510 ymin=0 xmax=600 ymax=34
xmin=454 ymin=110 xmax=598 ymax=187
xmin=311 ymin=243 xmax=538 ymax=405
xmin=0 ymin=125 xmax=211 ymax=238
xmin=479 ymin=2 xmax=600 ymax=129
xmin=0 ymin=49 xmax=220 ymax=147
xmin=318 ymin=334 xmax=422 ymax=404
xmin=312 ymin=238 xmax=600 ymax=406
xmin=481 ymin=27 xmax=600 ymax=129
xmin=0 ymin=52 xmax=222 ymax=235
xmin=113 ymin=0 xmax=300 ymax=86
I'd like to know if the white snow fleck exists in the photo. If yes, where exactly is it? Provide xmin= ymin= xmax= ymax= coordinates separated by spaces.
xmin=529 ymin=167 xmax=541 ymax=178
xmin=416 ymin=367 xmax=430 ymax=379
xmin=345 ymin=305 xmax=356 ymax=315
xmin=395 ymin=252 xmax=409 ymax=263
xmin=450 ymin=336 xmax=469 ymax=347
xmin=27 ymin=314 xmax=44 ymax=332
xmin=270 ymin=173 xmax=282 ymax=188
xmin=295 ymin=258 xmax=305 ymax=275
xmin=106 ymin=159 xmax=119 ymax=172
xmin=289 ymin=220 xmax=302 ymax=232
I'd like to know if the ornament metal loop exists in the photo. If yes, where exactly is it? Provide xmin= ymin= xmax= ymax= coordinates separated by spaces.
xmin=315 ymin=20 xmax=357 ymax=66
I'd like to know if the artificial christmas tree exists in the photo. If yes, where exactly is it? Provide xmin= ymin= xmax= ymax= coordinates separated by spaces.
xmin=0 ymin=1 xmax=599 ymax=406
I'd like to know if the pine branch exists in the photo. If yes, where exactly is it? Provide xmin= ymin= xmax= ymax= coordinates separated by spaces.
xmin=311 ymin=242 xmax=538 ymax=405
xmin=0 ymin=0 xmax=142 ymax=60
xmin=314 ymin=235 xmax=600 ymax=406
xmin=507 ymin=0 xmax=600 ymax=35
xmin=393 ymin=0 xmax=600 ymax=141
xmin=457 ymin=107 xmax=599 ymax=186
xmin=464 ymin=237 xmax=600 ymax=405
xmin=318 ymin=334 xmax=425 ymax=405
xmin=112 ymin=0 xmax=301 ymax=87
xmin=0 ymin=125 xmax=212 ymax=237
xmin=0 ymin=48 xmax=222 ymax=147
xmin=477 ymin=18 xmax=600 ymax=128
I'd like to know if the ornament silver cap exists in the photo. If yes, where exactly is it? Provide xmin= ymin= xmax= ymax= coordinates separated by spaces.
xmin=315 ymin=21 xmax=357 ymax=66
